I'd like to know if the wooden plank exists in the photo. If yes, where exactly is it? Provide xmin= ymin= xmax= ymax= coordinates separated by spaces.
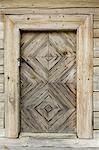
xmin=0 ymin=8 xmax=97 ymax=15
xmin=0 ymin=93 xmax=5 ymax=101
xmin=0 ymin=0 xmax=99 ymax=8
xmin=94 ymin=21 xmax=99 ymax=29
xmin=0 ymin=102 xmax=4 ymax=118
xmin=0 ymin=129 xmax=5 ymax=137
xmin=0 ymin=22 xmax=4 ymax=31
xmin=5 ymin=16 xmax=20 ymax=138
xmin=1 ymin=137 xmax=99 ymax=147
xmin=9 ymin=14 xmax=87 ymax=23
xmin=93 ymin=92 xmax=99 ymax=111
xmin=0 ymin=147 xmax=98 ymax=150
xmin=0 ymin=118 xmax=4 ymax=128
xmin=94 ymin=130 xmax=99 ymax=139
xmin=0 ymin=40 xmax=3 ymax=49
xmin=94 ymin=112 xmax=99 ymax=129
xmin=0 ymin=31 xmax=4 ymax=40
xmin=94 ymin=58 xmax=99 ymax=66
xmin=94 ymin=38 xmax=99 ymax=58
xmin=0 ymin=74 xmax=4 ymax=93
xmin=0 ymin=66 xmax=4 ymax=74
xmin=94 ymin=29 xmax=99 ymax=38
xmin=93 ymin=67 xmax=99 ymax=91
xmin=77 ymin=16 xmax=93 ymax=138
xmin=0 ymin=50 xmax=4 ymax=65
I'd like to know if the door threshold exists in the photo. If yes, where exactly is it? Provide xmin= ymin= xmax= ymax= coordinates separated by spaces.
xmin=19 ymin=132 xmax=77 ymax=139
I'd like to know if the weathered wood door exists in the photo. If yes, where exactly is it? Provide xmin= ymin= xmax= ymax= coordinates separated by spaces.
xmin=20 ymin=31 xmax=77 ymax=134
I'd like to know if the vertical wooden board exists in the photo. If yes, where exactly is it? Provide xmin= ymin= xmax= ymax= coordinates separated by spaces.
xmin=0 ymin=50 xmax=4 ymax=65
xmin=0 ymin=22 xmax=4 ymax=31
xmin=0 ymin=93 xmax=5 ymax=101
xmin=0 ymin=31 xmax=4 ymax=40
xmin=0 ymin=74 xmax=4 ymax=93
xmin=0 ymin=119 xmax=4 ymax=128
xmin=0 ymin=102 xmax=4 ymax=118
xmin=0 ymin=66 xmax=4 ymax=74
xmin=0 ymin=129 xmax=5 ymax=137
xmin=77 ymin=16 xmax=93 ymax=138
xmin=94 ymin=29 xmax=99 ymax=38
xmin=5 ymin=16 xmax=20 ymax=138
xmin=0 ymin=40 xmax=3 ymax=49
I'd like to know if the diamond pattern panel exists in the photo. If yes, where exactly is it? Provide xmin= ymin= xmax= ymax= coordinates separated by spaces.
xmin=20 ymin=31 xmax=77 ymax=133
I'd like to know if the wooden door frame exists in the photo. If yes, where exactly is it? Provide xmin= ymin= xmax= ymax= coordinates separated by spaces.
xmin=4 ymin=14 xmax=93 ymax=138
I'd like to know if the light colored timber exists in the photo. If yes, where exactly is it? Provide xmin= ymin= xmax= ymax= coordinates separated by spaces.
xmin=93 ymin=67 xmax=99 ymax=91
xmin=20 ymin=133 xmax=76 ymax=139
xmin=94 ymin=21 xmax=99 ymax=29
xmin=94 ymin=112 xmax=99 ymax=129
xmin=4 ymin=14 xmax=93 ymax=138
xmin=0 ymin=40 xmax=3 ymax=49
xmin=0 ymin=74 xmax=4 ymax=93
xmin=0 ymin=66 xmax=3 ymax=74
xmin=76 ymin=15 xmax=93 ymax=138
xmin=0 ymin=102 xmax=4 ymax=119
xmin=94 ymin=58 xmax=99 ymax=66
xmin=0 ymin=8 xmax=98 ymax=15
xmin=94 ymin=29 xmax=99 ymax=38
xmin=94 ymin=38 xmax=99 ymax=58
xmin=94 ymin=130 xmax=99 ymax=139
xmin=0 ymin=22 xmax=4 ymax=31
xmin=0 ymin=118 xmax=4 ymax=128
xmin=9 ymin=14 xmax=87 ymax=23
xmin=4 ymin=15 xmax=20 ymax=138
xmin=0 ymin=129 xmax=5 ymax=137
xmin=0 ymin=50 xmax=4 ymax=65
xmin=0 ymin=0 xmax=99 ymax=8
xmin=0 ymin=31 xmax=4 ymax=40
xmin=0 ymin=137 xmax=99 ymax=148
xmin=0 ymin=93 xmax=5 ymax=102
xmin=93 ymin=92 xmax=99 ymax=111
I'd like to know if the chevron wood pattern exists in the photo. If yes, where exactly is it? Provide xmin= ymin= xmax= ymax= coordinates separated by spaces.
xmin=20 ymin=31 xmax=77 ymax=134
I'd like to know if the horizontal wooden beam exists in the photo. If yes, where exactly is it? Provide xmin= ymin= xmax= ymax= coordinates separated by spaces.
xmin=0 ymin=0 xmax=99 ymax=8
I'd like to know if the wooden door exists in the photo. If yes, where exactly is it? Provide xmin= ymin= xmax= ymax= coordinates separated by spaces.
xmin=20 ymin=31 xmax=77 ymax=134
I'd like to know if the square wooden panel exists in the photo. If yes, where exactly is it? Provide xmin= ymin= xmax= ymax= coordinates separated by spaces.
xmin=20 ymin=31 xmax=77 ymax=133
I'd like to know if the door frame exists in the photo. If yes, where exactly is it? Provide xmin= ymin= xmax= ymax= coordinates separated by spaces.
xmin=4 ymin=14 xmax=93 ymax=138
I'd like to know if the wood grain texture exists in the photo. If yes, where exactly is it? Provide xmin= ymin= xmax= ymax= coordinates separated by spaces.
xmin=20 ymin=31 xmax=77 ymax=134
xmin=94 ymin=112 xmax=99 ymax=129
xmin=77 ymin=15 xmax=93 ymax=138
xmin=0 ymin=0 xmax=99 ymax=8
xmin=4 ymin=16 xmax=20 ymax=138
xmin=94 ymin=38 xmax=99 ymax=58
xmin=93 ymin=67 xmax=99 ymax=91
xmin=93 ymin=92 xmax=99 ymax=111
xmin=0 ymin=102 xmax=4 ymax=119
xmin=0 ymin=8 xmax=99 ymax=15
xmin=0 ymin=93 xmax=5 ymax=101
